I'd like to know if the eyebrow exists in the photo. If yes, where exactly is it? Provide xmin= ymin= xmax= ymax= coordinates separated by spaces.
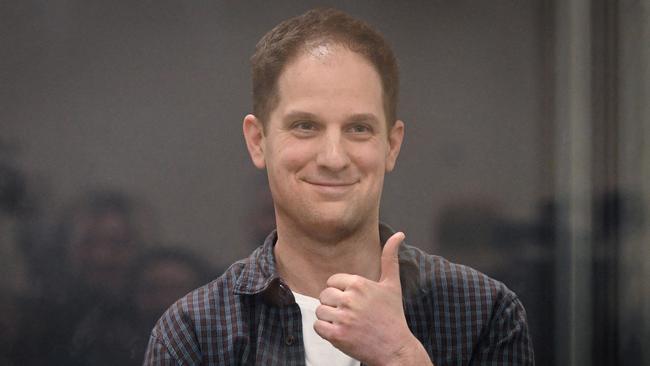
xmin=346 ymin=113 xmax=380 ymax=124
xmin=282 ymin=111 xmax=380 ymax=124
xmin=283 ymin=110 xmax=318 ymax=122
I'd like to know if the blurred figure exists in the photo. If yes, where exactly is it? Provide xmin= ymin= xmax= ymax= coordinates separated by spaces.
xmin=59 ymin=190 xmax=150 ymax=299
xmin=0 ymin=290 xmax=20 ymax=366
xmin=129 ymin=247 xmax=212 ymax=332
xmin=68 ymin=246 xmax=212 ymax=366
xmin=68 ymin=304 xmax=141 ymax=366
xmin=13 ymin=189 xmax=155 ymax=365
xmin=0 ymin=162 xmax=30 ymax=365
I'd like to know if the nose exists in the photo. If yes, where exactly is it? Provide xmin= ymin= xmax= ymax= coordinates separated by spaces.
xmin=315 ymin=130 xmax=350 ymax=171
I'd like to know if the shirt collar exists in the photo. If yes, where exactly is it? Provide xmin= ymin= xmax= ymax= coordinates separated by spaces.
xmin=233 ymin=229 xmax=281 ymax=296
xmin=232 ymin=223 xmax=422 ymax=303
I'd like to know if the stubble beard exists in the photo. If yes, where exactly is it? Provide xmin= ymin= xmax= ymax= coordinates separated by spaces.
xmin=274 ymin=197 xmax=373 ymax=245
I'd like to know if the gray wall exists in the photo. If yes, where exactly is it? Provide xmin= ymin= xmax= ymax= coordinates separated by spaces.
xmin=1 ymin=1 xmax=547 ymax=268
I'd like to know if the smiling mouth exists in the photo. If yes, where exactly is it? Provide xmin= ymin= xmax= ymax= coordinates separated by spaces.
xmin=306 ymin=181 xmax=356 ymax=187
xmin=302 ymin=178 xmax=358 ymax=187
xmin=301 ymin=179 xmax=358 ymax=195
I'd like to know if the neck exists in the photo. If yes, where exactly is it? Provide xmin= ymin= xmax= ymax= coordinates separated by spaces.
xmin=273 ymin=220 xmax=382 ymax=298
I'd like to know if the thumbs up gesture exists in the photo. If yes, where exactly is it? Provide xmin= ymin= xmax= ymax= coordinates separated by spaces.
xmin=314 ymin=232 xmax=433 ymax=366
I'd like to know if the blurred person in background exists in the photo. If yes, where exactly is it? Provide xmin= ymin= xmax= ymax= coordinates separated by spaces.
xmin=13 ymin=190 xmax=155 ymax=365
xmin=64 ymin=191 xmax=143 ymax=298
xmin=68 ymin=246 xmax=213 ymax=365
xmin=0 ymin=290 xmax=20 ymax=366
xmin=0 ymin=160 xmax=30 ymax=366
xmin=129 ymin=247 xmax=213 ymax=339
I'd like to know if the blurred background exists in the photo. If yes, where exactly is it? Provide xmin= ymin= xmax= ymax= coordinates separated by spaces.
xmin=1 ymin=1 xmax=648 ymax=365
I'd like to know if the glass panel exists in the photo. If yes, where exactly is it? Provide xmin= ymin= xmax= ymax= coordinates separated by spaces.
xmin=2 ymin=1 xmax=646 ymax=365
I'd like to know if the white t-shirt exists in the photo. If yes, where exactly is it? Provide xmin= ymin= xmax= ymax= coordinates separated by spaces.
xmin=292 ymin=291 xmax=361 ymax=366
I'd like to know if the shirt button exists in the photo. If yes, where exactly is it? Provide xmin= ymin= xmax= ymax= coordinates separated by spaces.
xmin=285 ymin=335 xmax=295 ymax=346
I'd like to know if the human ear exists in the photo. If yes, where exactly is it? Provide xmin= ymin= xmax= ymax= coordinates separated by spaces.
xmin=385 ymin=120 xmax=404 ymax=172
xmin=243 ymin=114 xmax=266 ymax=169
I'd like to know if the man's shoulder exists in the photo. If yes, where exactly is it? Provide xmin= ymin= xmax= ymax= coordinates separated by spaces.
xmin=150 ymin=253 xmax=255 ymax=334
xmin=144 ymin=255 xmax=253 ymax=363
xmin=401 ymin=243 xmax=518 ymax=307
xmin=399 ymin=245 xmax=533 ymax=364
xmin=400 ymin=243 xmax=531 ymax=354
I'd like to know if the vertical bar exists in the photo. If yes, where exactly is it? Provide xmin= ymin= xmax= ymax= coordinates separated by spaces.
xmin=554 ymin=0 xmax=593 ymax=365
xmin=617 ymin=1 xmax=650 ymax=365
xmin=590 ymin=0 xmax=620 ymax=364
xmin=643 ymin=5 xmax=650 ymax=365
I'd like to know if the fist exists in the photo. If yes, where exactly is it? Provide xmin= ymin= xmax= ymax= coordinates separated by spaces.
xmin=313 ymin=232 xmax=419 ymax=365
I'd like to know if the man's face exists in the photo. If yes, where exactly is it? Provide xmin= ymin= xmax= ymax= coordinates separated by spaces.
xmin=69 ymin=212 xmax=137 ymax=295
xmin=244 ymin=44 xmax=403 ymax=241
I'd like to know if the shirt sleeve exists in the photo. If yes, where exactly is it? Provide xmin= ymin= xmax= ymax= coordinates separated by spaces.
xmin=142 ymin=334 xmax=180 ymax=366
xmin=471 ymin=293 xmax=535 ymax=365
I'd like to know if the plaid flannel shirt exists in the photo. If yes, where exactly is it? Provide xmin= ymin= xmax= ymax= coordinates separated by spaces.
xmin=143 ymin=224 xmax=534 ymax=365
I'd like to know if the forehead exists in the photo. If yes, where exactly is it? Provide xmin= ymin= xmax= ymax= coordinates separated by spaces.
xmin=271 ymin=45 xmax=385 ymax=121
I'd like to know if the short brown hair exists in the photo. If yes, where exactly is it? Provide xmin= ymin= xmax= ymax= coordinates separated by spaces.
xmin=251 ymin=8 xmax=399 ymax=127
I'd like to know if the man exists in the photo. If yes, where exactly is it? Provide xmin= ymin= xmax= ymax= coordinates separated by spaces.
xmin=144 ymin=8 xmax=534 ymax=366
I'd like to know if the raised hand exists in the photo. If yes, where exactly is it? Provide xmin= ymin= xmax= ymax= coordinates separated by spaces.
xmin=313 ymin=232 xmax=433 ymax=366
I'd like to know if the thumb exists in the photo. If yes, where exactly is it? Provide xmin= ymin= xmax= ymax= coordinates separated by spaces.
xmin=380 ymin=231 xmax=405 ymax=284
